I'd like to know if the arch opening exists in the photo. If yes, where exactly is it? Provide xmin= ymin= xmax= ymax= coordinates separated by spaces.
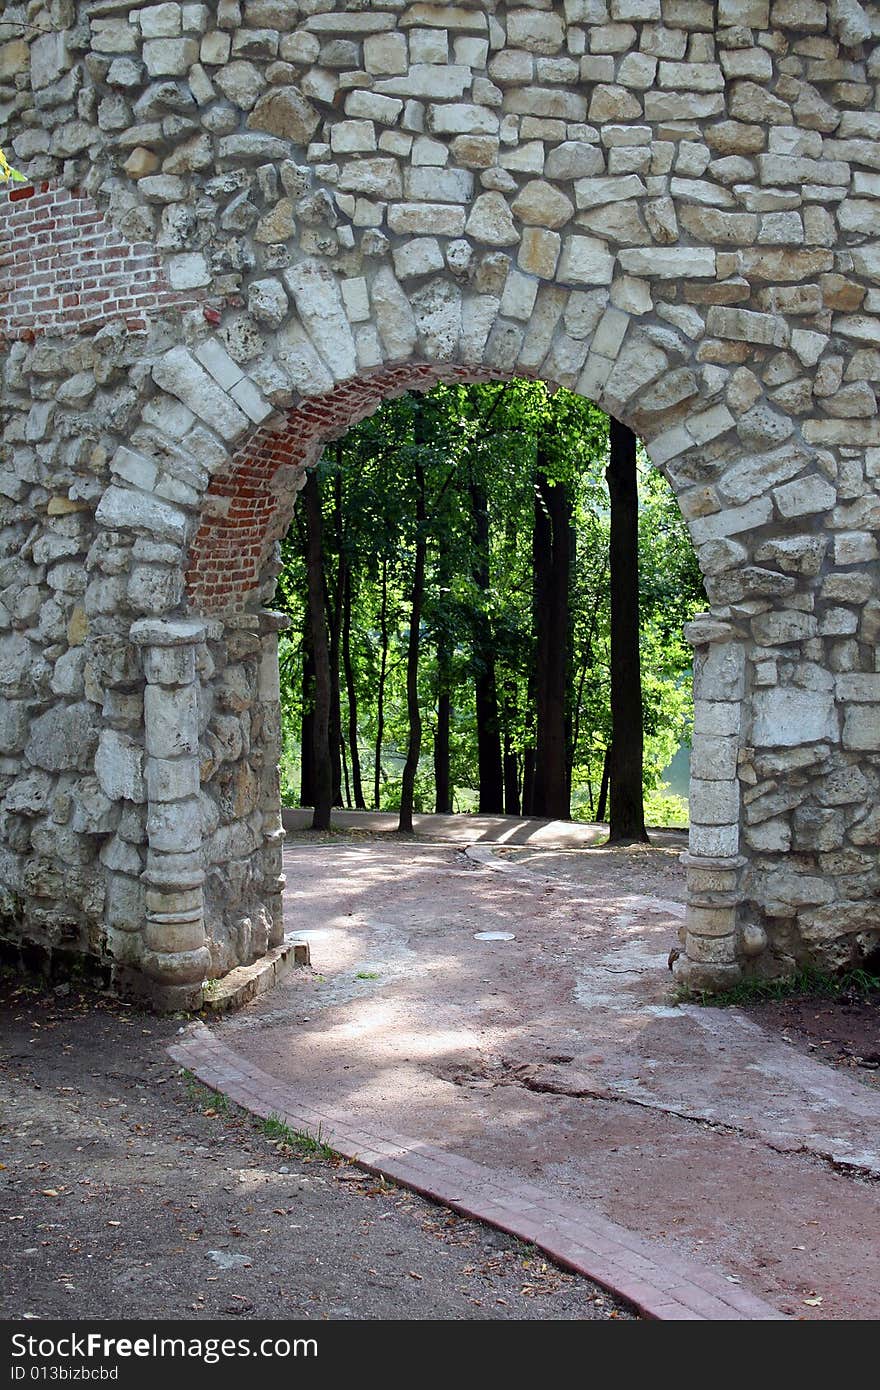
xmin=178 ymin=363 xmax=748 ymax=1002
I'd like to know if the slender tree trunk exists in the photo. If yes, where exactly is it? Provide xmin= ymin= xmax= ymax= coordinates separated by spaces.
xmin=342 ymin=567 xmax=366 ymax=809
xmin=607 ymin=417 xmax=648 ymax=844
xmin=433 ymin=533 xmax=453 ymax=814
xmin=502 ymin=682 xmax=521 ymax=817
xmin=596 ymin=744 xmax=611 ymax=824
xmin=299 ymin=637 xmax=316 ymax=808
xmin=470 ymin=481 xmax=504 ymax=813
xmin=327 ymin=460 xmax=344 ymax=807
xmin=434 ymin=682 xmax=451 ymax=813
xmin=341 ymin=732 xmax=351 ymax=809
xmin=373 ymin=556 xmax=389 ymax=810
xmin=398 ymin=446 xmax=427 ymax=835
xmin=302 ymin=469 xmax=333 ymax=830
xmin=521 ymin=746 xmax=535 ymax=817
xmin=531 ymin=455 xmax=571 ymax=820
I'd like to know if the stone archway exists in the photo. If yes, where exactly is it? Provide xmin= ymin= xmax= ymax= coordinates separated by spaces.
xmin=0 ymin=1 xmax=877 ymax=1008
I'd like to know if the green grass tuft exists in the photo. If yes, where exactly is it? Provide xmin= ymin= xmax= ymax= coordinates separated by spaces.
xmin=260 ymin=1113 xmax=337 ymax=1160
xmin=676 ymin=965 xmax=880 ymax=1008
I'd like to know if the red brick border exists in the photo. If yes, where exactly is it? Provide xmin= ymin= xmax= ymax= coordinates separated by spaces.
xmin=186 ymin=363 xmax=506 ymax=615
xmin=169 ymin=1024 xmax=786 ymax=1321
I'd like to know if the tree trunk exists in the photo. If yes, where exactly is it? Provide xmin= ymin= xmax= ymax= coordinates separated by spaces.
xmin=342 ymin=567 xmax=366 ymax=809
xmin=327 ymin=460 xmax=344 ymax=807
xmin=373 ymin=556 xmax=389 ymax=810
xmin=607 ymin=417 xmax=648 ymax=844
xmin=398 ymin=445 xmax=426 ymax=835
xmin=596 ymin=743 xmax=611 ymax=824
xmin=302 ymin=469 xmax=333 ymax=831
xmin=433 ymin=533 xmax=453 ymax=815
xmin=531 ymin=456 xmax=571 ymax=820
xmin=502 ymin=689 xmax=521 ymax=817
xmin=299 ymin=636 xmax=316 ymax=808
xmin=434 ymin=682 xmax=451 ymax=814
xmin=470 ymin=481 xmax=504 ymax=814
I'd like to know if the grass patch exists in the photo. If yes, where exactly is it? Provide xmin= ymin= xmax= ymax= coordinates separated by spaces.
xmin=180 ymin=1071 xmax=338 ymax=1161
xmin=677 ymin=965 xmax=880 ymax=1008
xmin=182 ymin=1070 xmax=236 ymax=1116
xmin=355 ymin=971 xmax=380 ymax=981
xmin=260 ymin=1113 xmax=337 ymax=1161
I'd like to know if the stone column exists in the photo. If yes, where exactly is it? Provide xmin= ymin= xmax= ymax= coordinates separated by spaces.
xmin=131 ymin=618 xmax=210 ymax=1008
xmin=674 ymin=614 xmax=747 ymax=991
xmin=257 ymin=609 xmax=290 ymax=950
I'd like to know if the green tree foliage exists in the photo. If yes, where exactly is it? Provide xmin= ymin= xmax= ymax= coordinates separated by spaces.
xmin=274 ymin=380 xmax=705 ymax=825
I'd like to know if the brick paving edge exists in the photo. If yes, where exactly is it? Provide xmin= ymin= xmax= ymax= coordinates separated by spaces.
xmin=168 ymin=1024 xmax=787 ymax=1323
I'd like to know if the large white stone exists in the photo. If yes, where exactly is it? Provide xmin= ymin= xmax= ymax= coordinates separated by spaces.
xmin=95 ymin=730 xmax=146 ymax=803
xmin=557 ymin=235 xmax=615 ymax=286
xmin=284 ymin=261 xmax=358 ymax=381
xmin=371 ymin=267 xmax=418 ymax=361
xmin=752 ymin=689 xmax=838 ymax=746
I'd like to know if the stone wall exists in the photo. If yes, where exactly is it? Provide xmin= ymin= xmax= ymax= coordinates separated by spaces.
xmin=0 ymin=0 xmax=878 ymax=1007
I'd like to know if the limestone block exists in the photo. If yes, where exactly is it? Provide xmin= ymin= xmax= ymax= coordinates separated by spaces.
xmin=411 ymin=278 xmax=462 ymax=361
xmin=426 ymin=103 xmax=500 ymax=135
xmin=691 ymin=735 xmax=739 ymax=782
xmin=689 ymin=496 xmax=773 ymax=545
xmin=389 ymin=204 xmax=467 ymax=236
xmin=247 ymin=277 xmax=289 ymax=328
xmin=460 ymin=295 xmax=500 ymax=363
xmin=146 ymin=757 xmax=200 ymax=804
xmin=544 ymin=142 xmax=605 ymax=180
xmin=465 ymin=192 xmax=520 ymax=246
xmin=773 ymin=476 xmax=837 ymax=518
xmin=338 ymin=158 xmax=404 ymax=199
xmin=246 ymin=85 xmax=319 ymax=142
xmin=688 ymin=824 xmax=740 ymax=857
xmin=618 ymin=247 xmax=715 ymax=278
xmin=142 ymin=37 xmax=198 ymax=76
xmin=393 ymin=238 xmax=445 ymax=279
xmin=25 ymin=703 xmax=99 ymax=774
xmin=94 ymin=485 xmax=187 ymax=546
xmin=519 ymin=227 xmax=562 ymax=279
xmin=557 ymin=235 xmax=614 ymax=286
xmin=144 ymin=685 xmax=199 ymax=759
xmin=31 ymin=31 xmax=71 ymax=89
xmin=364 ymin=32 xmax=408 ymax=75
xmin=506 ymin=11 xmax=565 ymax=53
xmin=371 ymin=266 xmax=419 ymax=361
xmin=511 ymin=180 xmax=574 ymax=229
xmin=152 ymin=347 xmax=248 ymax=441
xmin=404 ymin=166 xmax=474 ymax=203
xmin=147 ymin=797 xmax=203 ymax=853
xmin=95 ymin=731 xmax=146 ymax=804
xmin=284 ymin=261 xmax=358 ymax=381
xmin=752 ymin=688 xmax=838 ymax=746
xmin=842 ymin=707 xmax=880 ymax=751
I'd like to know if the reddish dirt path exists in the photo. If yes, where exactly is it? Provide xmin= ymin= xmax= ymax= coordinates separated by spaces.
xmin=212 ymin=838 xmax=880 ymax=1320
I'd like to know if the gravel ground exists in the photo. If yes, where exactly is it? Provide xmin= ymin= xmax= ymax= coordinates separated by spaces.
xmin=492 ymin=834 xmax=688 ymax=903
xmin=0 ymin=973 xmax=632 ymax=1321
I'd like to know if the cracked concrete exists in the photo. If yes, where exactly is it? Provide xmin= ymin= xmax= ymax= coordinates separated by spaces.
xmin=211 ymin=835 xmax=880 ymax=1318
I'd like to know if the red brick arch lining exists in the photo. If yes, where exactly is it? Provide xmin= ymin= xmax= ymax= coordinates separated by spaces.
xmin=186 ymin=362 xmax=511 ymax=615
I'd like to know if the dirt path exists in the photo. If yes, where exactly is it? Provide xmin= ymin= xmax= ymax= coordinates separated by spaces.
xmin=0 ymin=974 xmax=628 ymax=1321
xmin=208 ymin=836 xmax=880 ymax=1320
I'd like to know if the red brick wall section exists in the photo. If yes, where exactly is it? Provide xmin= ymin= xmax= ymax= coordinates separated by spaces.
xmin=187 ymin=363 xmax=506 ymax=615
xmin=0 ymin=183 xmax=197 ymax=342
